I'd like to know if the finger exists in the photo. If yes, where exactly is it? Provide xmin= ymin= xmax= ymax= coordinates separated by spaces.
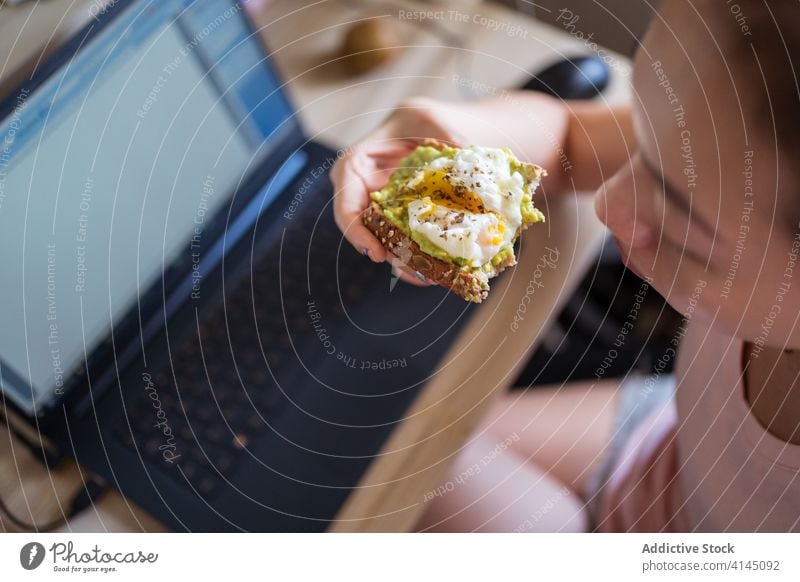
xmin=360 ymin=141 xmax=420 ymax=190
xmin=332 ymin=159 xmax=387 ymax=263
xmin=387 ymin=102 xmax=468 ymax=148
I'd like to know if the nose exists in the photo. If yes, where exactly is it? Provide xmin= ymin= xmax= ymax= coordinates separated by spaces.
xmin=594 ymin=161 xmax=654 ymax=249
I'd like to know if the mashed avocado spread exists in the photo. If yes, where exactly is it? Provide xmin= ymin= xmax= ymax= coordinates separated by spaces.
xmin=369 ymin=145 xmax=545 ymax=271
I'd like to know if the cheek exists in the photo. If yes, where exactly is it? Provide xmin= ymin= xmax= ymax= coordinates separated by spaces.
xmin=594 ymin=162 xmax=655 ymax=249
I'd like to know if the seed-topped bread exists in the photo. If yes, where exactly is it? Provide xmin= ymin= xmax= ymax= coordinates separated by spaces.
xmin=362 ymin=139 xmax=546 ymax=302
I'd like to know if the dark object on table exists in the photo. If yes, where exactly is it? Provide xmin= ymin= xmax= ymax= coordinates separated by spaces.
xmin=521 ymin=55 xmax=610 ymax=99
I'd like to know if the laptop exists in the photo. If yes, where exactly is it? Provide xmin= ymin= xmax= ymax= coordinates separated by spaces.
xmin=0 ymin=0 xmax=475 ymax=531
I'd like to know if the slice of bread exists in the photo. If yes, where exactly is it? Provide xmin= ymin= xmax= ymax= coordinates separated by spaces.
xmin=361 ymin=140 xmax=545 ymax=303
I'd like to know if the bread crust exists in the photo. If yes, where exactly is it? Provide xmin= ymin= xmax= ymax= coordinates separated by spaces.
xmin=362 ymin=140 xmax=542 ymax=303
xmin=364 ymin=201 xmax=500 ymax=302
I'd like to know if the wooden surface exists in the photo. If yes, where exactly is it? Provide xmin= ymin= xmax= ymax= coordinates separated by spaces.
xmin=0 ymin=0 xmax=629 ymax=533
xmin=330 ymin=197 xmax=607 ymax=531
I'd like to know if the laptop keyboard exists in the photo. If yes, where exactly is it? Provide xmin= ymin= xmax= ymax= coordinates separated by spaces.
xmin=114 ymin=174 xmax=380 ymax=499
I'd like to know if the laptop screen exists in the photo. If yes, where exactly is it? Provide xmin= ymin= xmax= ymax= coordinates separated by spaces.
xmin=0 ymin=0 xmax=295 ymax=414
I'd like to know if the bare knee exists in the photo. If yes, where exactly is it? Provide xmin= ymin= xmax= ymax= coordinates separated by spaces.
xmin=416 ymin=434 xmax=589 ymax=532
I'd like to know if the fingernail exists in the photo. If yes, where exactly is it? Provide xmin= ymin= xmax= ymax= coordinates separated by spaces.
xmin=362 ymin=247 xmax=371 ymax=258
xmin=415 ymin=271 xmax=427 ymax=282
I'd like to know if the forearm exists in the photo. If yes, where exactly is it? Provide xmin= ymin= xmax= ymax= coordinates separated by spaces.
xmin=401 ymin=94 xmax=633 ymax=193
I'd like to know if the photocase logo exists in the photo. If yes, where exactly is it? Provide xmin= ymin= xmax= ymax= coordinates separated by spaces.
xmin=20 ymin=542 xmax=46 ymax=570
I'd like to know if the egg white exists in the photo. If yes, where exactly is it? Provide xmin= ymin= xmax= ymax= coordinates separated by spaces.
xmin=406 ymin=146 xmax=526 ymax=266
xmin=407 ymin=199 xmax=505 ymax=266
xmin=428 ymin=146 xmax=525 ymax=229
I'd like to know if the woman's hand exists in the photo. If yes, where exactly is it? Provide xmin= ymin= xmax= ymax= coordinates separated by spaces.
xmin=331 ymin=97 xmax=466 ymax=285
xmin=331 ymin=93 xmax=574 ymax=285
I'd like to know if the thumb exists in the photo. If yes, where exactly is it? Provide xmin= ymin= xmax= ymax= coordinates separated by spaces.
xmin=332 ymin=159 xmax=387 ymax=263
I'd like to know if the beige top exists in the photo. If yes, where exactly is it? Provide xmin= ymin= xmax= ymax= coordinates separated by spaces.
xmin=597 ymin=319 xmax=800 ymax=532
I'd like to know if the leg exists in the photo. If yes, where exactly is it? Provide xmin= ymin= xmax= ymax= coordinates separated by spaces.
xmin=478 ymin=378 xmax=621 ymax=494
xmin=416 ymin=434 xmax=588 ymax=532
xmin=416 ymin=379 xmax=621 ymax=532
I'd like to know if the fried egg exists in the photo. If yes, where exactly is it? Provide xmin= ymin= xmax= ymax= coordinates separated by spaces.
xmin=404 ymin=146 xmax=527 ymax=267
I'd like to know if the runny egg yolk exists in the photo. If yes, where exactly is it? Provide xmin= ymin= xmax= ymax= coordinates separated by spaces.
xmin=406 ymin=169 xmax=485 ymax=214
